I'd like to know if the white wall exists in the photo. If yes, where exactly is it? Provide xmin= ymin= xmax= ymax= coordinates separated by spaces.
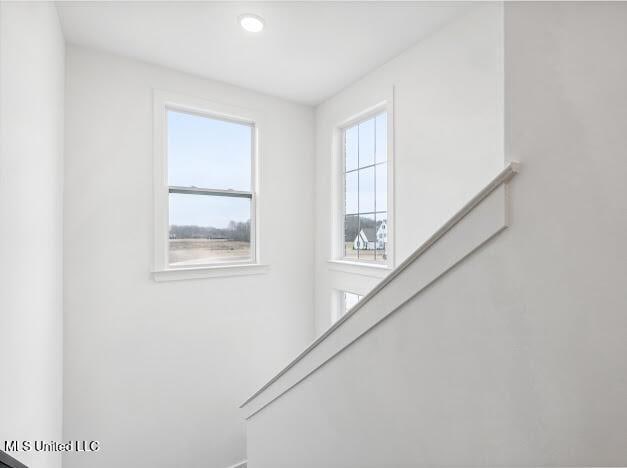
xmin=313 ymin=5 xmax=504 ymax=333
xmin=63 ymin=46 xmax=315 ymax=468
xmin=246 ymin=2 xmax=627 ymax=466
xmin=0 ymin=3 xmax=65 ymax=468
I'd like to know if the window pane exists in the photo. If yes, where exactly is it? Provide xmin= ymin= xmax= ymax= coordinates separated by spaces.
xmin=169 ymin=193 xmax=251 ymax=265
xmin=168 ymin=110 xmax=252 ymax=191
xmin=375 ymin=212 xmax=388 ymax=263
xmin=343 ymin=292 xmax=363 ymax=314
xmin=345 ymin=125 xmax=358 ymax=172
xmin=342 ymin=112 xmax=389 ymax=265
xmin=357 ymin=213 xmax=376 ymax=261
xmin=344 ymin=214 xmax=359 ymax=260
xmin=376 ymin=162 xmax=387 ymax=213
xmin=358 ymin=117 xmax=375 ymax=167
xmin=345 ymin=171 xmax=358 ymax=215
xmin=359 ymin=166 xmax=375 ymax=214
xmin=375 ymin=113 xmax=387 ymax=164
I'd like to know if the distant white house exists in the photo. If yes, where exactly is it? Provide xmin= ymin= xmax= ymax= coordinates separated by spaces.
xmin=353 ymin=220 xmax=387 ymax=250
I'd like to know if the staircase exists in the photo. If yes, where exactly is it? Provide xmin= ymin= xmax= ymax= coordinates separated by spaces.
xmin=0 ymin=450 xmax=28 ymax=468
xmin=225 ymin=461 xmax=247 ymax=468
xmin=240 ymin=163 xmax=519 ymax=467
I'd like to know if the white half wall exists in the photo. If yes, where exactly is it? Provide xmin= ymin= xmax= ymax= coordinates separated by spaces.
xmin=63 ymin=46 xmax=315 ymax=468
xmin=0 ymin=3 xmax=65 ymax=468
xmin=245 ymin=2 xmax=627 ymax=466
xmin=313 ymin=4 xmax=504 ymax=334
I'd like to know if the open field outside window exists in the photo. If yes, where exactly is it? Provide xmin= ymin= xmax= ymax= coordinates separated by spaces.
xmin=165 ymin=108 xmax=255 ymax=267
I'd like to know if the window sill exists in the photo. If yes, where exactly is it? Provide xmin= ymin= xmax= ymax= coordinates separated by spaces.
xmin=327 ymin=259 xmax=392 ymax=279
xmin=152 ymin=263 xmax=269 ymax=282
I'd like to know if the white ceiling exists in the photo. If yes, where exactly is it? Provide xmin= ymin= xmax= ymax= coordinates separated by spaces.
xmin=58 ymin=2 xmax=467 ymax=105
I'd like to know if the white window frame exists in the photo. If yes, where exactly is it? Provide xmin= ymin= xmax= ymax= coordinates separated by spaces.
xmin=330 ymin=89 xmax=395 ymax=272
xmin=152 ymin=90 xmax=267 ymax=281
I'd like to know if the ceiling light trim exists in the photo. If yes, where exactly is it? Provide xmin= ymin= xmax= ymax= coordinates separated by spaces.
xmin=239 ymin=14 xmax=265 ymax=33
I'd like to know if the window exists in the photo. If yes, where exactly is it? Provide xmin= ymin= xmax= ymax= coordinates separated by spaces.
xmin=153 ymin=92 xmax=260 ymax=275
xmin=343 ymin=112 xmax=389 ymax=264
xmin=343 ymin=291 xmax=363 ymax=314
xmin=167 ymin=110 xmax=254 ymax=267
xmin=332 ymin=290 xmax=364 ymax=324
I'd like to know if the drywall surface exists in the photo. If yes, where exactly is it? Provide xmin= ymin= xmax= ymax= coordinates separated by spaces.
xmin=0 ymin=3 xmax=65 ymax=468
xmin=63 ymin=46 xmax=315 ymax=468
xmin=246 ymin=2 xmax=627 ymax=466
xmin=313 ymin=4 xmax=504 ymax=333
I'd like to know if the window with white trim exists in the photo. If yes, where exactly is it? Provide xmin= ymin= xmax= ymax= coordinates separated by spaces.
xmin=164 ymin=108 xmax=256 ymax=267
xmin=332 ymin=290 xmax=364 ymax=324
xmin=342 ymin=111 xmax=389 ymax=264
xmin=342 ymin=291 xmax=363 ymax=315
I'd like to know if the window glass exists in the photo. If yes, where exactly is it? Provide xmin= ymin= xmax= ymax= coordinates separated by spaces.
xmin=166 ymin=108 xmax=254 ymax=267
xmin=167 ymin=110 xmax=252 ymax=191
xmin=358 ymin=166 xmax=375 ymax=214
xmin=345 ymin=171 xmax=358 ymax=215
xmin=358 ymin=118 xmax=375 ymax=167
xmin=344 ymin=291 xmax=363 ymax=313
xmin=344 ymin=214 xmax=359 ymax=260
xmin=375 ymin=113 xmax=387 ymax=164
xmin=169 ymin=193 xmax=251 ymax=266
xmin=357 ymin=213 xmax=376 ymax=261
xmin=343 ymin=112 xmax=388 ymax=264
xmin=376 ymin=162 xmax=387 ymax=212
xmin=375 ymin=212 xmax=388 ymax=262
xmin=332 ymin=290 xmax=364 ymax=325
xmin=345 ymin=126 xmax=359 ymax=172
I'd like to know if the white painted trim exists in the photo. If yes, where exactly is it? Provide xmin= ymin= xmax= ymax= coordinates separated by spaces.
xmin=327 ymin=259 xmax=392 ymax=279
xmin=388 ymin=86 xmax=397 ymax=267
xmin=152 ymin=263 xmax=269 ymax=282
xmin=331 ymin=289 xmax=343 ymax=324
xmin=152 ymin=89 xmax=264 ymax=279
xmin=331 ymin=87 xmax=396 ymax=268
xmin=224 ymin=459 xmax=247 ymax=468
xmin=241 ymin=162 xmax=519 ymax=419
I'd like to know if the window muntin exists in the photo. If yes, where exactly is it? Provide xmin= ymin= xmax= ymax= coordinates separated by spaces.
xmin=343 ymin=112 xmax=388 ymax=264
xmin=166 ymin=109 xmax=254 ymax=267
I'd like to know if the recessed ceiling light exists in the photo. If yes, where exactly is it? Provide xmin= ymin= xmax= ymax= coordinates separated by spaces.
xmin=239 ymin=14 xmax=264 ymax=33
